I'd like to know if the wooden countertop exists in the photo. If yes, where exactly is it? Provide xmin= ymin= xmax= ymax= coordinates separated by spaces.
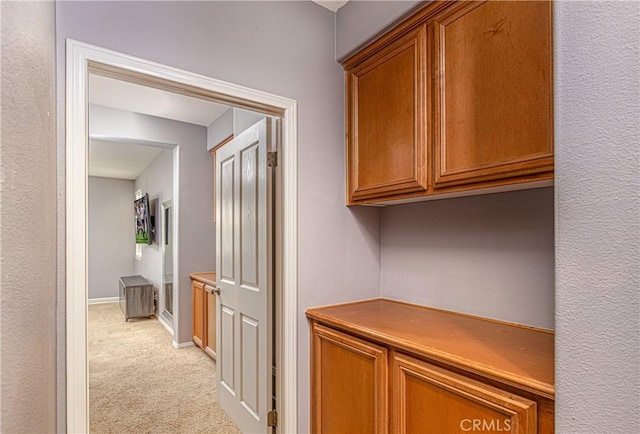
xmin=306 ymin=298 xmax=554 ymax=399
xmin=189 ymin=272 xmax=216 ymax=287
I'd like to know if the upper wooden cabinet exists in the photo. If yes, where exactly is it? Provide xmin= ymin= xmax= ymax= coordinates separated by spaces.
xmin=432 ymin=1 xmax=553 ymax=188
xmin=345 ymin=24 xmax=428 ymax=203
xmin=343 ymin=0 xmax=553 ymax=205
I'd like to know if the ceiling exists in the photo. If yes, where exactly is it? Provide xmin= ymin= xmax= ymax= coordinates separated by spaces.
xmin=88 ymin=74 xmax=230 ymax=179
xmin=89 ymin=139 xmax=164 ymax=180
xmin=311 ymin=0 xmax=349 ymax=12
xmin=89 ymin=74 xmax=229 ymax=127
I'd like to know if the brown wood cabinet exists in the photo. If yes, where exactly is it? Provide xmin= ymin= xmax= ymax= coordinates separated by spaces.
xmin=190 ymin=272 xmax=217 ymax=359
xmin=346 ymin=24 xmax=428 ymax=203
xmin=343 ymin=0 xmax=553 ymax=205
xmin=311 ymin=323 xmax=388 ymax=434
xmin=192 ymin=279 xmax=205 ymax=349
xmin=307 ymin=299 xmax=554 ymax=434
xmin=391 ymin=352 xmax=537 ymax=434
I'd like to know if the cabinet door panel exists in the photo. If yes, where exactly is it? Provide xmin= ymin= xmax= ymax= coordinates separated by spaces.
xmin=392 ymin=352 xmax=537 ymax=434
xmin=192 ymin=281 xmax=205 ymax=349
xmin=312 ymin=323 xmax=388 ymax=434
xmin=433 ymin=0 xmax=553 ymax=188
xmin=347 ymin=24 xmax=428 ymax=203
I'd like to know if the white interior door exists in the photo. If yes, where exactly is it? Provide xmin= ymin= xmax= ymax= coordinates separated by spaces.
xmin=216 ymin=118 xmax=273 ymax=433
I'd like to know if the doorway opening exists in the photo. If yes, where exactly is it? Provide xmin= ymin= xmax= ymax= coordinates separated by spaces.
xmin=66 ymin=39 xmax=298 ymax=433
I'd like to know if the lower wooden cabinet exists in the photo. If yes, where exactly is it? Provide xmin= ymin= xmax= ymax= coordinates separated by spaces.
xmin=192 ymin=280 xmax=205 ymax=349
xmin=311 ymin=323 xmax=388 ymax=434
xmin=307 ymin=299 xmax=554 ymax=434
xmin=191 ymin=273 xmax=217 ymax=359
xmin=391 ymin=352 xmax=536 ymax=434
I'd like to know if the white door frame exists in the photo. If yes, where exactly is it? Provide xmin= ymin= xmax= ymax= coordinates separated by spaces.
xmin=65 ymin=39 xmax=298 ymax=433
xmin=158 ymin=198 xmax=174 ymax=335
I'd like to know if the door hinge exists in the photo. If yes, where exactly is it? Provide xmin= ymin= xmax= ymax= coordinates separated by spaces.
xmin=267 ymin=151 xmax=277 ymax=168
xmin=267 ymin=410 xmax=278 ymax=428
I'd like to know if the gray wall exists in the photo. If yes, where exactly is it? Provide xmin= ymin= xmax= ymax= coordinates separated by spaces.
xmin=207 ymin=107 xmax=265 ymax=150
xmin=554 ymin=2 xmax=639 ymax=432
xmin=89 ymin=104 xmax=214 ymax=345
xmin=207 ymin=107 xmax=266 ymax=150
xmin=134 ymin=149 xmax=172 ymax=306
xmin=381 ymin=188 xmax=555 ymax=329
xmin=134 ymin=148 xmax=174 ymax=304
xmin=207 ymin=107 xmax=233 ymax=150
xmin=0 ymin=1 xmax=57 ymax=432
xmin=88 ymin=177 xmax=135 ymax=300
xmin=233 ymin=108 xmax=265 ymax=137
xmin=335 ymin=0 xmax=421 ymax=61
xmin=57 ymin=2 xmax=381 ymax=432
xmin=338 ymin=1 xmax=640 ymax=432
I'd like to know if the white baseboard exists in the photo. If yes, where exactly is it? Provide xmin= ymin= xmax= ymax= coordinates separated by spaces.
xmin=173 ymin=340 xmax=194 ymax=349
xmin=88 ymin=297 xmax=118 ymax=305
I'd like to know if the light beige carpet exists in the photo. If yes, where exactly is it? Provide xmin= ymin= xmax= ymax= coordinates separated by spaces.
xmin=89 ymin=303 xmax=241 ymax=434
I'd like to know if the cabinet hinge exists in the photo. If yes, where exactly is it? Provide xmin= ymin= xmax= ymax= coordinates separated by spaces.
xmin=267 ymin=409 xmax=278 ymax=428
xmin=267 ymin=151 xmax=277 ymax=168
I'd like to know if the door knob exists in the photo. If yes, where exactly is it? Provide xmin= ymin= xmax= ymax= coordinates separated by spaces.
xmin=205 ymin=284 xmax=219 ymax=295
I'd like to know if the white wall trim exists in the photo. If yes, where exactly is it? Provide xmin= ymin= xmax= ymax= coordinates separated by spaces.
xmin=66 ymin=39 xmax=298 ymax=434
xmin=171 ymin=146 xmax=181 ymax=346
xmin=87 ymin=297 xmax=119 ymax=305
xmin=172 ymin=340 xmax=194 ymax=349
xmin=160 ymin=199 xmax=174 ymax=327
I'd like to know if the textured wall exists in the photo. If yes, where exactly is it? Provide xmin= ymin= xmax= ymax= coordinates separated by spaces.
xmin=56 ymin=3 xmax=381 ymax=431
xmin=554 ymin=2 xmax=640 ymax=431
xmin=381 ymin=188 xmax=555 ymax=330
xmin=0 ymin=1 xmax=57 ymax=432
xmin=88 ymin=177 xmax=135 ymax=299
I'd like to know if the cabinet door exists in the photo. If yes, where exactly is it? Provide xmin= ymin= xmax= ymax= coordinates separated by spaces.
xmin=346 ymin=24 xmax=428 ymax=204
xmin=391 ymin=352 xmax=537 ymax=434
xmin=432 ymin=0 xmax=553 ymax=188
xmin=311 ymin=323 xmax=388 ymax=434
xmin=192 ymin=280 xmax=205 ymax=349
xmin=204 ymin=285 xmax=217 ymax=359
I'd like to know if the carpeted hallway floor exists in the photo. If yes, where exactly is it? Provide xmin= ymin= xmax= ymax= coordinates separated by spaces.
xmin=89 ymin=303 xmax=241 ymax=434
